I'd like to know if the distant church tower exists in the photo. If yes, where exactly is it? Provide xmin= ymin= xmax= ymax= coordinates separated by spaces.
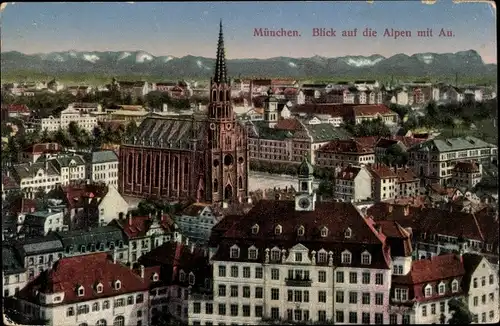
xmin=295 ymin=156 xmax=316 ymax=211
xmin=206 ymin=20 xmax=249 ymax=204
xmin=264 ymin=88 xmax=279 ymax=128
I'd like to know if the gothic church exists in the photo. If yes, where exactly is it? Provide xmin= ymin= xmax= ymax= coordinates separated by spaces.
xmin=119 ymin=22 xmax=249 ymax=204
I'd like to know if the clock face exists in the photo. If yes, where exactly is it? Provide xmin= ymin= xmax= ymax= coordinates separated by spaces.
xmin=299 ymin=198 xmax=310 ymax=209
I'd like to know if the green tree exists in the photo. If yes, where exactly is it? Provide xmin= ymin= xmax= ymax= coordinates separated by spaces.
xmin=379 ymin=144 xmax=409 ymax=167
xmin=53 ymin=128 xmax=73 ymax=148
xmin=448 ymin=298 xmax=472 ymax=324
xmin=317 ymin=179 xmax=335 ymax=198
xmin=388 ymin=104 xmax=410 ymax=120
xmin=92 ymin=126 xmax=104 ymax=149
xmin=1 ymin=123 xmax=14 ymax=137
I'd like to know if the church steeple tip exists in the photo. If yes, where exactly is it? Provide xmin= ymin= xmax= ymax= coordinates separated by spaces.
xmin=214 ymin=19 xmax=228 ymax=84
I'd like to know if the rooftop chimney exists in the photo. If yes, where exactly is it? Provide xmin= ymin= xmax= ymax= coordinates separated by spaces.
xmin=140 ymin=265 xmax=145 ymax=278
xmin=113 ymin=248 xmax=117 ymax=264
xmin=191 ymin=242 xmax=195 ymax=253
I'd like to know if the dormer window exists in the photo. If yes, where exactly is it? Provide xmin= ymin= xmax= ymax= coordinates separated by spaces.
xmin=341 ymin=250 xmax=352 ymax=264
xmin=451 ymin=280 xmax=459 ymax=293
xmin=438 ymin=282 xmax=446 ymax=295
xmin=361 ymin=251 xmax=371 ymax=265
xmin=270 ymin=248 xmax=281 ymax=261
xmin=320 ymin=227 xmax=328 ymax=238
xmin=152 ymin=273 xmax=159 ymax=282
xmin=344 ymin=228 xmax=352 ymax=239
xmin=424 ymin=284 xmax=432 ymax=298
xmin=189 ymin=272 xmax=195 ymax=286
xmin=230 ymin=245 xmax=240 ymax=259
xmin=114 ymin=280 xmax=121 ymax=290
xmin=318 ymin=250 xmax=327 ymax=263
xmin=248 ymin=246 xmax=258 ymax=260
xmin=98 ymin=243 xmax=105 ymax=251
xmin=96 ymin=283 xmax=103 ymax=293
xmin=180 ymin=270 xmax=186 ymax=282
xmin=109 ymin=242 xmax=115 ymax=250
xmin=251 ymin=224 xmax=259 ymax=235
xmin=77 ymin=285 xmax=85 ymax=297
xmin=80 ymin=245 xmax=86 ymax=253
xmin=275 ymin=225 xmax=282 ymax=235
xmin=118 ymin=241 xmax=124 ymax=248
xmin=297 ymin=225 xmax=305 ymax=236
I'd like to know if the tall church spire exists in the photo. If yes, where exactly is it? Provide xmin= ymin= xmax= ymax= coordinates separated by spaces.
xmin=214 ymin=19 xmax=228 ymax=84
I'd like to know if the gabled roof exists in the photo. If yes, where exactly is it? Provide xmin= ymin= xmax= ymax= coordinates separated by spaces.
xmin=337 ymin=166 xmax=362 ymax=180
xmin=12 ymin=161 xmax=59 ymax=179
xmin=368 ymin=163 xmax=398 ymax=179
xmin=22 ymin=143 xmax=62 ymax=155
xmin=17 ymin=253 xmax=151 ymax=305
xmin=460 ymin=253 xmax=485 ymax=293
xmin=55 ymin=225 xmax=126 ymax=248
xmin=408 ymin=136 xmax=496 ymax=153
xmin=181 ymin=203 xmax=210 ymax=217
xmin=111 ymin=214 xmax=175 ymax=239
xmin=86 ymin=150 xmax=118 ymax=164
xmin=318 ymin=138 xmax=374 ymax=154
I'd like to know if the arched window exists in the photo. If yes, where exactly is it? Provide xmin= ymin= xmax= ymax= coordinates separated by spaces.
xmin=145 ymin=154 xmax=151 ymax=186
xmin=183 ymin=158 xmax=189 ymax=190
xmin=238 ymin=176 xmax=243 ymax=189
xmin=96 ymin=320 xmax=107 ymax=326
xmin=127 ymin=154 xmax=133 ymax=184
xmin=173 ymin=156 xmax=179 ymax=190
xmin=113 ymin=316 xmax=125 ymax=326
xmin=213 ymin=179 xmax=218 ymax=193
xmin=163 ymin=156 xmax=169 ymax=188
xmin=154 ymin=155 xmax=160 ymax=187
xmin=136 ymin=153 xmax=142 ymax=184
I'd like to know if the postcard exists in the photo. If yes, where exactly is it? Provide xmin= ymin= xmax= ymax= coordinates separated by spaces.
xmin=1 ymin=2 xmax=498 ymax=326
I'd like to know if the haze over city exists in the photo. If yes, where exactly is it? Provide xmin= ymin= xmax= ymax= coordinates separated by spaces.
xmin=1 ymin=1 xmax=496 ymax=63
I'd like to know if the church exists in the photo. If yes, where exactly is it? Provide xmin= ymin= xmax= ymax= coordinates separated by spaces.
xmin=118 ymin=22 xmax=249 ymax=204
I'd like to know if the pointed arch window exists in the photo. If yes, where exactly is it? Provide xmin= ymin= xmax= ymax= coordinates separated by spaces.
xmin=172 ymin=156 xmax=179 ymax=190
xmin=238 ymin=176 xmax=243 ymax=189
xmin=213 ymin=179 xmax=219 ymax=193
xmin=297 ymin=225 xmax=305 ymax=236
xmin=275 ymin=225 xmax=282 ymax=235
xmin=136 ymin=153 xmax=142 ymax=184
xmin=320 ymin=227 xmax=328 ymax=238
xmin=344 ymin=227 xmax=352 ymax=239
xmin=183 ymin=158 xmax=189 ymax=190
xmin=145 ymin=154 xmax=151 ymax=186
xmin=127 ymin=153 xmax=133 ymax=184
xmin=154 ymin=155 xmax=160 ymax=187
xmin=251 ymin=224 xmax=259 ymax=235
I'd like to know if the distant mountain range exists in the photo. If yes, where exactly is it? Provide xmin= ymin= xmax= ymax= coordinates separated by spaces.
xmin=0 ymin=49 xmax=496 ymax=79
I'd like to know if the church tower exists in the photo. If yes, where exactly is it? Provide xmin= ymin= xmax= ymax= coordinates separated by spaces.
xmin=206 ymin=21 xmax=249 ymax=204
xmin=263 ymin=88 xmax=279 ymax=128
xmin=295 ymin=155 xmax=316 ymax=211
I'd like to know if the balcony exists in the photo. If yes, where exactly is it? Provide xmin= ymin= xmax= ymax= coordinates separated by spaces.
xmin=285 ymin=278 xmax=312 ymax=287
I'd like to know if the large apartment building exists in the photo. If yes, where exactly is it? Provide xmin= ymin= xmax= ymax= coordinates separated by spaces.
xmin=190 ymin=158 xmax=392 ymax=325
xmin=407 ymin=136 xmax=497 ymax=186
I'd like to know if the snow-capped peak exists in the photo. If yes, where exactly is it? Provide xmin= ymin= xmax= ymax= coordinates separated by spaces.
xmin=343 ymin=56 xmax=384 ymax=67
xmin=196 ymin=60 xmax=211 ymax=70
xmin=417 ymin=54 xmax=434 ymax=64
xmin=163 ymin=56 xmax=174 ymax=62
xmin=288 ymin=61 xmax=297 ymax=68
xmin=135 ymin=51 xmax=154 ymax=63
xmin=68 ymin=50 xmax=78 ymax=58
xmin=83 ymin=54 xmax=100 ymax=63
xmin=118 ymin=52 xmax=132 ymax=60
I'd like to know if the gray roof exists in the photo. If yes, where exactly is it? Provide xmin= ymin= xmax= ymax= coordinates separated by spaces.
xmin=12 ymin=161 xmax=59 ymax=179
xmin=87 ymin=150 xmax=118 ymax=164
xmin=15 ymin=233 xmax=64 ymax=256
xmin=55 ymin=225 xmax=126 ymax=249
xmin=45 ymin=154 xmax=86 ymax=168
xmin=2 ymin=245 xmax=25 ymax=275
xmin=408 ymin=136 xmax=497 ymax=153
xmin=303 ymin=123 xmax=351 ymax=142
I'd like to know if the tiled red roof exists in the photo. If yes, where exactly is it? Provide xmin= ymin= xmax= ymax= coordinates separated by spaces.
xmin=2 ymin=173 xmax=19 ymax=190
xmin=355 ymin=136 xmax=379 ymax=149
xmin=23 ymin=142 xmax=62 ymax=154
xmin=337 ymin=166 xmax=362 ymax=180
xmin=61 ymin=183 xmax=108 ymax=209
xmin=376 ymin=220 xmax=413 ymax=257
xmin=368 ymin=163 xmax=398 ymax=179
xmin=395 ymin=167 xmax=419 ymax=183
xmin=352 ymin=104 xmax=396 ymax=117
xmin=7 ymin=197 xmax=36 ymax=215
xmin=454 ymin=161 xmax=480 ymax=173
xmin=318 ymin=139 xmax=375 ymax=154
xmin=6 ymin=104 xmax=30 ymax=113
xmin=367 ymin=204 xmax=488 ymax=242
xmin=213 ymin=200 xmax=391 ymax=269
xmin=274 ymin=118 xmax=302 ymax=131
xmin=113 ymin=214 xmax=175 ymax=239
xmin=283 ymin=87 xmax=298 ymax=95
xmin=392 ymin=254 xmax=465 ymax=303
xmin=17 ymin=253 xmax=151 ymax=305
xmin=375 ymin=138 xmax=399 ymax=149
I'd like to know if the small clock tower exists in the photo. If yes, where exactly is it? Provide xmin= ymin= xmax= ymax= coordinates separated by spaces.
xmin=295 ymin=155 xmax=316 ymax=211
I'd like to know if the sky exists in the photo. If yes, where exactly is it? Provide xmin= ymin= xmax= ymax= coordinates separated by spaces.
xmin=1 ymin=1 xmax=497 ymax=63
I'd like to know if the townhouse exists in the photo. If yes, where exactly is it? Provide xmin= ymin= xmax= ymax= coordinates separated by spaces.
xmin=315 ymin=138 xmax=377 ymax=171
xmin=174 ymin=203 xmax=221 ymax=246
xmin=368 ymin=164 xmax=398 ymax=202
xmin=18 ymin=143 xmax=63 ymax=164
xmin=18 ymin=208 xmax=67 ymax=237
xmin=389 ymin=254 xmax=466 ymax=324
xmin=407 ymin=136 xmax=497 ymax=186
xmin=84 ymin=150 xmax=119 ymax=187
xmin=451 ymin=161 xmax=482 ymax=188
xmin=3 ymin=245 xmax=27 ymax=298
xmin=196 ymin=159 xmax=392 ymax=325
xmin=12 ymin=160 xmax=61 ymax=198
xmin=334 ymin=165 xmax=373 ymax=202
xmin=139 ymin=241 xmax=212 ymax=325
xmin=37 ymin=107 xmax=97 ymax=133
xmin=109 ymin=211 xmax=182 ymax=265
xmin=15 ymin=253 xmax=153 ymax=326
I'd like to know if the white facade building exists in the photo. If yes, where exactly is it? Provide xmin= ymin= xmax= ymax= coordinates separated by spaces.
xmin=175 ymin=204 xmax=220 ymax=245
xmin=38 ymin=108 xmax=97 ymax=133
xmin=85 ymin=150 xmax=119 ymax=187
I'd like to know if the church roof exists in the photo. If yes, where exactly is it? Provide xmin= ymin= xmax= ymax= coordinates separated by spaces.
xmin=214 ymin=20 xmax=228 ymax=84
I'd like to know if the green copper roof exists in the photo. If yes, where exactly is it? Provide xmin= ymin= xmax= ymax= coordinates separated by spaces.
xmin=298 ymin=155 xmax=314 ymax=176
xmin=409 ymin=136 xmax=496 ymax=153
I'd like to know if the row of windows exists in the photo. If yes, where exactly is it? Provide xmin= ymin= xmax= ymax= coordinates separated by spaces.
xmin=472 ymin=292 xmax=496 ymax=306
xmin=66 ymin=294 xmax=144 ymax=316
xmin=335 ymin=291 xmax=385 ymax=305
